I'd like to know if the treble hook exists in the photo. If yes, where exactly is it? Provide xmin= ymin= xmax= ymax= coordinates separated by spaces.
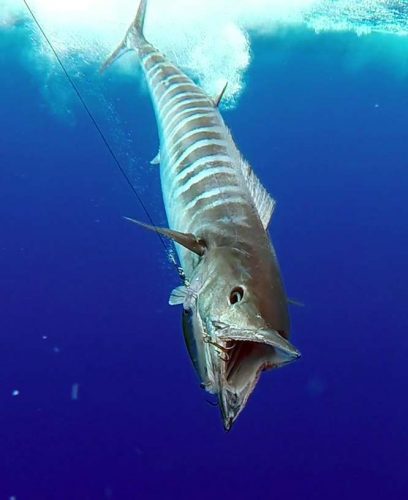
xmin=203 ymin=335 xmax=235 ymax=362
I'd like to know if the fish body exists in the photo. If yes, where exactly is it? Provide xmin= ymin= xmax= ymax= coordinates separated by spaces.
xmin=105 ymin=0 xmax=300 ymax=429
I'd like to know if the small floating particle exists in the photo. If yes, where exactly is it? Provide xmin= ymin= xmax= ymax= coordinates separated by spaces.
xmin=42 ymin=335 xmax=48 ymax=340
xmin=71 ymin=383 xmax=79 ymax=401
xmin=374 ymin=103 xmax=380 ymax=108
xmin=12 ymin=390 xmax=19 ymax=397
xmin=53 ymin=346 xmax=60 ymax=353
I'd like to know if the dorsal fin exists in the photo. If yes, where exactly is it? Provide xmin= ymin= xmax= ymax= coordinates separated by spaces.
xmin=240 ymin=160 xmax=276 ymax=229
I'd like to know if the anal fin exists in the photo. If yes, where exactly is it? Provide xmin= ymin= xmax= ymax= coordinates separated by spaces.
xmin=150 ymin=150 xmax=160 ymax=165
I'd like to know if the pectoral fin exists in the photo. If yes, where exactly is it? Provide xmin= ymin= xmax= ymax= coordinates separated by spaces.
xmin=169 ymin=285 xmax=188 ymax=305
xmin=123 ymin=216 xmax=206 ymax=256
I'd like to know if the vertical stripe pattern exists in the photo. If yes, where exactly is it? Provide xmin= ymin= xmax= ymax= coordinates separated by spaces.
xmin=136 ymin=41 xmax=258 ymax=271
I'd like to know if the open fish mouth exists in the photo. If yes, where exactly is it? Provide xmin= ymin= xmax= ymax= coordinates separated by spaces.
xmin=207 ymin=321 xmax=301 ymax=430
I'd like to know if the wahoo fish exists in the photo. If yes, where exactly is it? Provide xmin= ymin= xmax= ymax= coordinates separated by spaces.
xmin=104 ymin=0 xmax=301 ymax=430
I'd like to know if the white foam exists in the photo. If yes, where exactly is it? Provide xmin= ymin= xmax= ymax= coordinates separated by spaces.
xmin=3 ymin=0 xmax=408 ymax=105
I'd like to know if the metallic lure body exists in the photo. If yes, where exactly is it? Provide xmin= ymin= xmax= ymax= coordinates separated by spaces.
xmin=105 ymin=0 xmax=300 ymax=430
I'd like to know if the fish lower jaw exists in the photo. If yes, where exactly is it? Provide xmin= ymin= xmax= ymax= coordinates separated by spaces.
xmin=200 ymin=337 xmax=266 ymax=426
xmin=217 ymin=342 xmax=266 ymax=431
xmin=206 ymin=335 xmax=300 ymax=430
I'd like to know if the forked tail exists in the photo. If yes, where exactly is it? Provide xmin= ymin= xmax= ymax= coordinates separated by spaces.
xmin=101 ymin=0 xmax=148 ymax=72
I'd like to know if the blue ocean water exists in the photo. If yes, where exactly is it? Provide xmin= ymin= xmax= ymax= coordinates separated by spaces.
xmin=1 ymin=15 xmax=408 ymax=500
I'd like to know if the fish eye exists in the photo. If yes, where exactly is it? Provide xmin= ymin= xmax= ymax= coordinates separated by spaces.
xmin=229 ymin=287 xmax=244 ymax=305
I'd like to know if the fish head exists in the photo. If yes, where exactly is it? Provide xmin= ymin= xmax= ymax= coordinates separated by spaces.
xmin=194 ymin=246 xmax=300 ymax=430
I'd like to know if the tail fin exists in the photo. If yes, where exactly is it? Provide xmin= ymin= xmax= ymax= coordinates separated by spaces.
xmin=101 ymin=0 xmax=148 ymax=73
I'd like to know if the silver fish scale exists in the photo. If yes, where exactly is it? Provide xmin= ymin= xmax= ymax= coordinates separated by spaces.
xmin=139 ymin=43 xmax=256 ymax=266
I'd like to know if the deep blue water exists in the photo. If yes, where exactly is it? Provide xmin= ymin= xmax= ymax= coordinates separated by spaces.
xmin=1 ymin=24 xmax=408 ymax=500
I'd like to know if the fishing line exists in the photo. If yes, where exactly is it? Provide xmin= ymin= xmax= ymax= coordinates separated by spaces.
xmin=22 ymin=0 xmax=184 ymax=280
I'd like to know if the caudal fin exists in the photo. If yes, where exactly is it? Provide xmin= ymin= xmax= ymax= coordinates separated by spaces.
xmin=101 ymin=0 xmax=148 ymax=73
